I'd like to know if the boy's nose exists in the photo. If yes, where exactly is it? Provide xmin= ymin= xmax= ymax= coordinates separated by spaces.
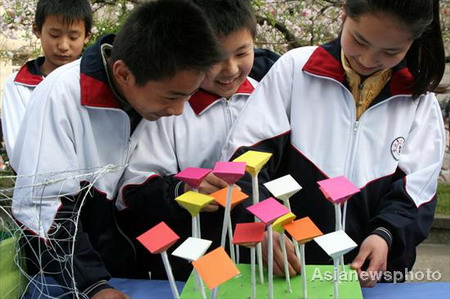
xmin=58 ymin=38 xmax=70 ymax=51
xmin=166 ymin=101 xmax=185 ymax=116
xmin=223 ymin=59 xmax=239 ymax=75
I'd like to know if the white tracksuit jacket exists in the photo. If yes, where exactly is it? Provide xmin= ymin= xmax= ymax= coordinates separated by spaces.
xmin=1 ymin=58 xmax=44 ymax=157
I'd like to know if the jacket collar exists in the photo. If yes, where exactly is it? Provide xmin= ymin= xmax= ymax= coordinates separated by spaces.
xmin=80 ymin=34 xmax=121 ymax=109
xmin=14 ymin=57 xmax=45 ymax=86
xmin=302 ymin=38 xmax=414 ymax=96
xmin=189 ymin=78 xmax=255 ymax=115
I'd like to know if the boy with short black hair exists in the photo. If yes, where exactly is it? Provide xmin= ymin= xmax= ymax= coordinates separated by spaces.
xmin=12 ymin=0 xmax=223 ymax=298
xmin=116 ymin=0 xmax=279 ymax=280
xmin=1 ymin=0 xmax=92 ymax=157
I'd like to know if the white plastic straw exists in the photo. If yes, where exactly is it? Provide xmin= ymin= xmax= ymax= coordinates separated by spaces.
xmin=252 ymin=174 xmax=264 ymax=284
xmin=161 ymin=251 xmax=180 ymax=299
xmin=268 ymin=225 xmax=274 ymax=299
xmin=280 ymin=232 xmax=292 ymax=293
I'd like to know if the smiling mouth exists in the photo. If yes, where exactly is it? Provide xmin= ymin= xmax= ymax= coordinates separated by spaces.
xmin=354 ymin=60 xmax=378 ymax=72
xmin=217 ymin=78 xmax=236 ymax=85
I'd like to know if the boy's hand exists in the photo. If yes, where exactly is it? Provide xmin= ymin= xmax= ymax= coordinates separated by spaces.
xmin=183 ymin=173 xmax=228 ymax=212
xmin=261 ymin=231 xmax=301 ymax=277
xmin=91 ymin=288 xmax=130 ymax=299
xmin=351 ymin=234 xmax=388 ymax=288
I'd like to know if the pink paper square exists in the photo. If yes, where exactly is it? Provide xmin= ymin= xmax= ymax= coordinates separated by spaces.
xmin=212 ymin=162 xmax=246 ymax=184
xmin=174 ymin=167 xmax=211 ymax=189
xmin=246 ymin=197 xmax=290 ymax=224
xmin=317 ymin=176 xmax=360 ymax=204
xmin=136 ymin=222 xmax=180 ymax=254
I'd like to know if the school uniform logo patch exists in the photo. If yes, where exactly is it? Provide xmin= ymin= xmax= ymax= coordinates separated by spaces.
xmin=391 ymin=137 xmax=405 ymax=161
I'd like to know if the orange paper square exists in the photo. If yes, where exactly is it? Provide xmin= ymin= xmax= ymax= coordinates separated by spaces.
xmin=211 ymin=187 xmax=248 ymax=209
xmin=192 ymin=247 xmax=240 ymax=289
xmin=136 ymin=222 xmax=180 ymax=254
xmin=284 ymin=217 xmax=323 ymax=244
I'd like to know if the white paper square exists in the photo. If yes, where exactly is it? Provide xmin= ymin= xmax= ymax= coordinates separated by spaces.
xmin=314 ymin=230 xmax=357 ymax=259
xmin=264 ymin=174 xmax=302 ymax=201
xmin=172 ymin=237 xmax=212 ymax=262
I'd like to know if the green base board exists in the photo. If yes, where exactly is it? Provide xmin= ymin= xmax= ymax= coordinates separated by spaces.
xmin=181 ymin=264 xmax=362 ymax=299
xmin=0 ymin=235 xmax=27 ymax=299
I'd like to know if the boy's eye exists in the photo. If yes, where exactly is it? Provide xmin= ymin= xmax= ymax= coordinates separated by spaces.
xmin=50 ymin=34 xmax=59 ymax=38
xmin=237 ymin=51 xmax=249 ymax=57
xmin=384 ymin=51 xmax=399 ymax=57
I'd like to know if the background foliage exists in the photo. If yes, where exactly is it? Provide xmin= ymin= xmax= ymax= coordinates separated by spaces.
xmin=1 ymin=0 xmax=449 ymax=59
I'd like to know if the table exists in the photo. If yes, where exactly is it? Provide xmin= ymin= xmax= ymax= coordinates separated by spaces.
xmin=23 ymin=277 xmax=450 ymax=298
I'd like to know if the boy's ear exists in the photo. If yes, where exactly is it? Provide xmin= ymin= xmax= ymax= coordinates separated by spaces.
xmin=32 ymin=24 xmax=41 ymax=38
xmin=112 ymin=60 xmax=135 ymax=86
xmin=340 ymin=9 xmax=347 ymax=22
xmin=84 ymin=31 xmax=92 ymax=45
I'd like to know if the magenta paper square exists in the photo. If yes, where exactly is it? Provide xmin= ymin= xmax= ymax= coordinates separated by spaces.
xmin=212 ymin=162 xmax=246 ymax=184
xmin=174 ymin=167 xmax=211 ymax=189
xmin=246 ymin=197 xmax=290 ymax=224
xmin=317 ymin=176 xmax=360 ymax=204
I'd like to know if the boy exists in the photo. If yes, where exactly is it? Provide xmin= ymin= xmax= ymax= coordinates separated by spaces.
xmin=11 ymin=1 xmax=223 ymax=298
xmin=1 ymin=0 xmax=92 ymax=158
xmin=116 ymin=0 xmax=279 ymax=280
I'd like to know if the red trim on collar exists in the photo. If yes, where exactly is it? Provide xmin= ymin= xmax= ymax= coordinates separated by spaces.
xmin=390 ymin=67 xmax=414 ymax=95
xmin=14 ymin=64 xmax=43 ymax=86
xmin=302 ymin=47 xmax=345 ymax=83
xmin=189 ymin=78 xmax=254 ymax=115
xmin=80 ymin=73 xmax=120 ymax=108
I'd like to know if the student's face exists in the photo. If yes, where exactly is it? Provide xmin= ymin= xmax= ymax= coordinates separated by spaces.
xmin=114 ymin=65 xmax=205 ymax=121
xmin=340 ymin=12 xmax=413 ymax=77
xmin=200 ymin=29 xmax=254 ymax=98
xmin=34 ymin=15 xmax=90 ymax=75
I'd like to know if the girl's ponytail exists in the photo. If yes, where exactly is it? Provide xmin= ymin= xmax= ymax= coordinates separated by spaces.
xmin=406 ymin=0 xmax=446 ymax=97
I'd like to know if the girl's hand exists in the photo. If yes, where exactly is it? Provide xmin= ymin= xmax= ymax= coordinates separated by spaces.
xmin=351 ymin=234 xmax=388 ymax=287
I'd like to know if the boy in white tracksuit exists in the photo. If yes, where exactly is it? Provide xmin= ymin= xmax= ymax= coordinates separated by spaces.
xmin=11 ymin=1 xmax=223 ymax=297
xmin=116 ymin=0 xmax=280 ymax=280
xmin=1 ymin=0 xmax=92 ymax=158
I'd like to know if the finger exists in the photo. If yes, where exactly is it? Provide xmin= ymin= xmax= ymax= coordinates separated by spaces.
xmin=233 ymin=184 xmax=242 ymax=190
xmin=205 ymin=173 xmax=228 ymax=189
xmin=284 ymin=237 xmax=301 ymax=274
xmin=198 ymin=180 xmax=221 ymax=194
xmin=271 ymin=233 xmax=287 ymax=277
xmin=201 ymin=204 xmax=219 ymax=212
xmin=359 ymin=270 xmax=378 ymax=288
xmin=364 ymin=259 xmax=384 ymax=287
xmin=351 ymin=247 xmax=371 ymax=271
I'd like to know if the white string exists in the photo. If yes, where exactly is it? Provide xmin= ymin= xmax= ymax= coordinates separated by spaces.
xmin=0 ymin=164 xmax=125 ymax=298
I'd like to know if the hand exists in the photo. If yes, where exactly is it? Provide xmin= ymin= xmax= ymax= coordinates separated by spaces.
xmin=184 ymin=173 xmax=228 ymax=212
xmin=91 ymin=288 xmax=130 ymax=299
xmin=351 ymin=234 xmax=388 ymax=287
xmin=261 ymin=231 xmax=301 ymax=277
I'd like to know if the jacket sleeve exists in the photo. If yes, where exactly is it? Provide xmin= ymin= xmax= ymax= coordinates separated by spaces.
xmin=11 ymin=79 xmax=114 ymax=297
xmin=1 ymin=72 xmax=26 ymax=157
xmin=369 ymin=94 xmax=445 ymax=271
xmin=117 ymin=116 xmax=188 ymax=225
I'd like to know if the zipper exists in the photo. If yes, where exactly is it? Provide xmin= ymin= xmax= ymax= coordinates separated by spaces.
xmin=224 ymin=98 xmax=232 ymax=132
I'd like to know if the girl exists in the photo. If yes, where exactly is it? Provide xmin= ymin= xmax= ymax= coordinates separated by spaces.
xmin=223 ymin=0 xmax=447 ymax=287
